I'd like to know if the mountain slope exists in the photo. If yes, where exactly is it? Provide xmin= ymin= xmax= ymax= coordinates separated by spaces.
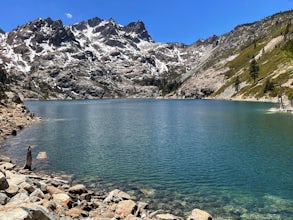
xmin=0 ymin=11 xmax=292 ymax=102
xmin=176 ymin=10 xmax=293 ymax=103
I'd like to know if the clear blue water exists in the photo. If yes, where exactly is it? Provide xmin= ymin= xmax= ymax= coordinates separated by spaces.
xmin=1 ymin=99 xmax=293 ymax=219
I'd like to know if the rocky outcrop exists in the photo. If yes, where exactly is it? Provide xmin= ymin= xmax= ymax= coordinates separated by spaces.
xmin=0 ymin=92 xmax=40 ymax=143
xmin=0 ymin=156 xmax=213 ymax=219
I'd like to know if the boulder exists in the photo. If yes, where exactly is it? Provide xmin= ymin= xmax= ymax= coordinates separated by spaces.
xmin=52 ymin=193 xmax=72 ymax=208
xmin=36 ymin=152 xmax=48 ymax=160
xmin=20 ymin=181 xmax=35 ymax=194
xmin=30 ymin=188 xmax=45 ymax=199
xmin=66 ymin=207 xmax=84 ymax=218
xmin=36 ymin=180 xmax=47 ymax=192
xmin=187 ymin=209 xmax=213 ymax=220
xmin=0 ymin=162 xmax=15 ymax=170
xmin=68 ymin=184 xmax=87 ymax=195
xmin=0 ymin=192 xmax=8 ymax=205
xmin=21 ymin=203 xmax=53 ymax=220
xmin=10 ymin=192 xmax=30 ymax=203
xmin=5 ymin=184 xmax=19 ymax=197
xmin=116 ymin=200 xmax=137 ymax=218
xmin=0 ymin=207 xmax=29 ymax=220
xmin=103 ymin=189 xmax=131 ymax=203
xmin=5 ymin=170 xmax=26 ymax=185
xmin=0 ymin=172 xmax=9 ymax=190
xmin=47 ymin=185 xmax=64 ymax=195
xmin=0 ymin=155 xmax=12 ymax=163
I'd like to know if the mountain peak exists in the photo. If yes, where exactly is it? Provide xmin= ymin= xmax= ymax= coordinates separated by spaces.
xmin=123 ymin=20 xmax=152 ymax=42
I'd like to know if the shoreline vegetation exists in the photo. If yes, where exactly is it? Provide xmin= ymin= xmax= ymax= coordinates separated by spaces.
xmin=0 ymin=94 xmax=291 ymax=219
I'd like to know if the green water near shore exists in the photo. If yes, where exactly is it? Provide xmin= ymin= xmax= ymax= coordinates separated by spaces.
xmin=1 ymin=99 xmax=292 ymax=219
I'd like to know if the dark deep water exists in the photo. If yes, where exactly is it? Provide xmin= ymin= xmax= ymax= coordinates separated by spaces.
xmin=1 ymin=99 xmax=292 ymax=219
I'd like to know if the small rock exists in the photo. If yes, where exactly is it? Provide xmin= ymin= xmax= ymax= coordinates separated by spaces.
xmin=187 ymin=208 xmax=213 ymax=220
xmin=10 ymin=192 xmax=30 ymax=203
xmin=104 ymin=189 xmax=131 ymax=203
xmin=0 ymin=192 xmax=8 ymax=205
xmin=125 ymin=214 xmax=141 ymax=220
xmin=0 ymin=162 xmax=15 ymax=170
xmin=52 ymin=193 xmax=72 ymax=208
xmin=0 ymin=172 xmax=9 ymax=190
xmin=30 ymin=188 xmax=45 ymax=199
xmin=68 ymin=184 xmax=87 ymax=195
xmin=66 ymin=207 xmax=84 ymax=218
xmin=42 ymin=199 xmax=57 ymax=211
xmin=5 ymin=184 xmax=19 ymax=197
xmin=36 ymin=180 xmax=48 ymax=192
xmin=0 ymin=155 xmax=12 ymax=163
xmin=0 ymin=207 xmax=29 ymax=220
xmin=20 ymin=181 xmax=35 ymax=194
xmin=20 ymin=203 xmax=53 ymax=220
xmin=156 ymin=213 xmax=182 ymax=220
xmin=37 ymin=152 xmax=48 ymax=160
xmin=47 ymin=185 xmax=64 ymax=195
xmin=116 ymin=200 xmax=137 ymax=218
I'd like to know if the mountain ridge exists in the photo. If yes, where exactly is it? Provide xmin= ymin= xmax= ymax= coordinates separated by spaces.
xmin=0 ymin=10 xmax=292 ymax=102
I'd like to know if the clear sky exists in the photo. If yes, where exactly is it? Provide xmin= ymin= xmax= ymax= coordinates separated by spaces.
xmin=1 ymin=0 xmax=292 ymax=44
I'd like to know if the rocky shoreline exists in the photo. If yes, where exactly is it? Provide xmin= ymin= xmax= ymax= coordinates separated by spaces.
xmin=0 ymin=95 xmax=213 ymax=220
xmin=0 ymin=156 xmax=213 ymax=220
xmin=0 ymin=92 xmax=40 ymax=144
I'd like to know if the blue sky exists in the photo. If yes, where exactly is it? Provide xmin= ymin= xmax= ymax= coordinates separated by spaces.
xmin=1 ymin=0 xmax=292 ymax=44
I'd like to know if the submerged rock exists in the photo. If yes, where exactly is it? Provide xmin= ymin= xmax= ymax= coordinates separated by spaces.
xmin=36 ymin=152 xmax=48 ymax=160
xmin=187 ymin=208 xmax=213 ymax=220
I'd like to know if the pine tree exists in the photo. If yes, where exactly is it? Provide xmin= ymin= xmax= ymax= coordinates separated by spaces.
xmin=234 ymin=76 xmax=240 ymax=92
xmin=249 ymin=58 xmax=259 ymax=83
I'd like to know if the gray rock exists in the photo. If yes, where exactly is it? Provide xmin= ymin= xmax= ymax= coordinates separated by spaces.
xmin=68 ymin=184 xmax=87 ymax=195
xmin=0 ymin=172 xmax=9 ymax=190
xmin=0 ymin=192 xmax=8 ymax=205
xmin=0 ymin=155 xmax=12 ymax=163
xmin=20 ymin=181 xmax=35 ymax=194
xmin=30 ymin=188 xmax=45 ymax=199
xmin=5 ymin=184 xmax=19 ymax=197
xmin=103 ymin=189 xmax=131 ymax=203
xmin=187 ymin=208 xmax=213 ymax=220
xmin=36 ymin=152 xmax=48 ymax=160
xmin=0 ymin=207 xmax=29 ymax=220
xmin=0 ymin=162 xmax=16 ymax=170
xmin=115 ymin=200 xmax=137 ymax=218
xmin=10 ymin=192 xmax=30 ymax=203
xmin=21 ymin=204 xmax=54 ymax=220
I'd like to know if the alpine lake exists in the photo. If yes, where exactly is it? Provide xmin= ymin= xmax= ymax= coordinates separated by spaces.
xmin=1 ymin=99 xmax=292 ymax=219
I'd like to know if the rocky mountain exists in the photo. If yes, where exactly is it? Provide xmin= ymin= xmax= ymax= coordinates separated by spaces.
xmin=0 ymin=17 xmax=212 ymax=99
xmin=0 ymin=11 xmax=292 ymax=101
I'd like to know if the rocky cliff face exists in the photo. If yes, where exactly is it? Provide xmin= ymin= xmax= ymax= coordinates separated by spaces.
xmin=0 ymin=11 xmax=292 ymax=100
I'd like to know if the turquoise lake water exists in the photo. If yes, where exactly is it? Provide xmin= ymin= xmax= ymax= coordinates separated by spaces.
xmin=1 ymin=99 xmax=292 ymax=219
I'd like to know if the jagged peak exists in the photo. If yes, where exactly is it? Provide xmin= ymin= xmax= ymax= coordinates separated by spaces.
xmin=0 ymin=28 xmax=5 ymax=34
xmin=123 ymin=20 xmax=152 ymax=42
xmin=88 ymin=17 xmax=103 ymax=27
